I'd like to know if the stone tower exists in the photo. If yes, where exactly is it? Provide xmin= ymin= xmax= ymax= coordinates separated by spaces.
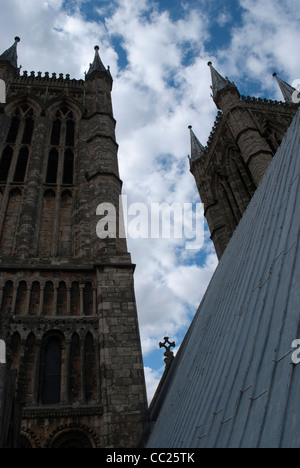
xmin=189 ymin=62 xmax=299 ymax=259
xmin=0 ymin=37 xmax=148 ymax=448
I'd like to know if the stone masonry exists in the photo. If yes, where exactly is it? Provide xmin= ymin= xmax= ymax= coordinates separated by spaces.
xmin=189 ymin=63 xmax=299 ymax=259
xmin=0 ymin=38 xmax=148 ymax=448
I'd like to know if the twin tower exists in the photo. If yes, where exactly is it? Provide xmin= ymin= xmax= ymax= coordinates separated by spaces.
xmin=0 ymin=36 xmax=299 ymax=448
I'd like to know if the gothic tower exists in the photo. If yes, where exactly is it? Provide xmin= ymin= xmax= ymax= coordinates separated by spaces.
xmin=189 ymin=62 xmax=299 ymax=259
xmin=0 ymin=38 xmax=147 ymax=448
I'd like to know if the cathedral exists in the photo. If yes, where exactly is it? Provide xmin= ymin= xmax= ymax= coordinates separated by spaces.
xmin=0 ymin=34 xmax=299 ymax=449
xmin=0 ymin=37 xmax=147 ymax=448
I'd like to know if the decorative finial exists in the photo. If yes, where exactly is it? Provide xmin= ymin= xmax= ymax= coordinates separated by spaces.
xmin=273 ymin=72 xmax=298 ymax=103
xmin=207 ymin=61 xmax=212 ymax=66
xmin=188 ymin=125 xmax=192 ymax=129
xmin=94 ymin=45 xmax=100 ymax=51
xmin=159 ymin=337 xmax=175 ymax=367
xmin=15 ymin=37 xmax=20 ymax=43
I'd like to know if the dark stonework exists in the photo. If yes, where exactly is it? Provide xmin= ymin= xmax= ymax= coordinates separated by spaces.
xmin=0 ymin=40 xmax=147 ymax=448
xmin=190 ymin=68 xmax=299 ymax=259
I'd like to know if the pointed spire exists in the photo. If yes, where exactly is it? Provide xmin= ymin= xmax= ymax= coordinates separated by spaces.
xmin=0 ymin=37 xmax=20 ymax=69
xmin=273 ymin=73 xmax=298 ymax=104
xmin=188 ymin=126 xmax=205 ymax=164
xmin=207 ymin=61 xmax=239 ymax=108
xmin=86 ymin=45 xmax=111 ymax=79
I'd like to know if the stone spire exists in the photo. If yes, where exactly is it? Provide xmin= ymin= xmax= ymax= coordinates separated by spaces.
xmin=188 ymin=125 xmax=205 ymax=164
xmin=86 ymin=45 xmax=112 ymax=79
xmin=0 ymin=37 xmax=20 ymax=69
xmin=207 ymin=61 xmax=239 ymax=108
xmin=273 ymin=73 xmax=298 ymax=104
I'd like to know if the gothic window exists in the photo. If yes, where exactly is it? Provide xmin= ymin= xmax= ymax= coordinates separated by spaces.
xmin=84 ymin=333 xmax=96 ymax=403
xmin=14 ymin=147 xmax=29 ymax=182
xmin=50 ymin=119 xmax=61 ymax=146
xmin=70 ymin=282 xmax=80 ymax=316
xmin=48 ymin=107 xmax=75 ymax=185
xmin=0 ymin=188 xmax=22 ymax=255
xmin=4 ymin=105 xmax=35 ymax=183
xmin=0 ymin=146 xmax=13 ymax=182
xmin=15 ymin=281 xmax=27 ymax=315
xmin=51 ymin=432 xmax=92 ymax=449
xmin=83 ymin=282 xmax=93 ymax=316
xmin=43 ymin=281 xmax=54 ymax=316
xmin=65 ymin=118 xmax=75 ymax=147
xmin=22 ymin=111 xmax=34 ymax=144
xmin=24 ymin=333 xmax=37 ymax=404
xmin=62 ymin=149 xmax=74 ymax=185
xmin=70 ymin=333 xmax=81 ymax=404
xmin=10 ymin=332 xmax=21 ymax=371
xmin=29 ymin=281 xmax=40 ymax=315
xmin=46 ymin=149 xmax=59 ymax=184
xmin=6 ymin=116 xmax=20 ymax=144
xmin=57 ymin=281 xmax=67 ymax=315
xmin=40 ymin=335 xmax=62 ymax=405
xmin=0 ymin=280 xmax=13 ymax=315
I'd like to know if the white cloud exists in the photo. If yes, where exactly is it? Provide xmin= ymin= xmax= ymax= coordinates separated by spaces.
xmin=144 ymin=366 xmax=164 ymax=404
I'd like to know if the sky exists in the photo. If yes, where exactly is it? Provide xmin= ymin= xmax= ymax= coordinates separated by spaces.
xmin=0 ymin=0 xmax=299 ymax=402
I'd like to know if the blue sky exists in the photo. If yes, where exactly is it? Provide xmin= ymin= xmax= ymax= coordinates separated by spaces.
xmin=0 ymin=0 xmax=299 ymax=401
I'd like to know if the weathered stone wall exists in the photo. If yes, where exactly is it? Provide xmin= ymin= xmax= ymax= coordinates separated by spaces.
xmin=191 ymin=96 xmax=299 ymax=259
xmin=0 ymin=58 xmax=147 ymax=448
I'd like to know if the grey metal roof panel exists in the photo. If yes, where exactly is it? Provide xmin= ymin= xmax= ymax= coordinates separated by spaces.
xmin=146 ymin=108 xmax=300 ymax=448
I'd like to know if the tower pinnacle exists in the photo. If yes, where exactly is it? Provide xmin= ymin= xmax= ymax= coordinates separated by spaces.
xmin=86 ymin=44 xmax=112 ymax=79
xmin=188 ymin=126 xmax=205 ymax=164
xmin=273 ymin=73 xmax=298 ymax=104
xmin=207 ymin=61 xmax=239 ymax=108
xmin=0 ymin=37 xmax=20 ymax=69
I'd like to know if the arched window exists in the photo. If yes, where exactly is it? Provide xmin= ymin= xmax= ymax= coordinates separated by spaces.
xmin=46 ymin=149 xmax=59 ymax=184
xmin=0 ymin=146 xmax=13 ymax=182
xmin=70 ymin=282 xmax=80 ymax=316
xmin=40 ymin=335 xmax=62 ymax=405
xmin=49 ymin=106 xmax=75 ymax=185
xmin=84 ymin=333 xmax=96 ymax=403
xmin=51 ymin=431 xmax=92 ymax=449
xmin=43 ymin=281 xmax=54 ymax=316
xmin=10 ymin=332 xmax=21 ymax=370
xmin=14 ymin=147 xmax=29 ymax=182
xmin=0 ymin=280 xmax=13 ymax=315
xmin=57 ymin=282 xmax=67 ymax=316
xmin=65 ymin=119 xmax=75 ymax=147
xmin=24 ymin=333 xmax=37 ymax=404
xmin=70 ymin=333 xmax=81 ymax=404
xmin=0 ymin=188 xmax=22 ymax=255
xmin=83 ymin=282 xmax=93 ymax=316
xmin=15 ymin=281 xmax=27 ymax=315
xmin=29 ymin=281 xmax=40 ymax=316
xmin=62 ymin=149 xmax=74 ymax=185
xmin=6 ymin=117 xmax=20 ymax=144
xmin=50 ymin=119 xmax=61 ymax=146
xmin=22 ymin=115 xmax=34 ymax=144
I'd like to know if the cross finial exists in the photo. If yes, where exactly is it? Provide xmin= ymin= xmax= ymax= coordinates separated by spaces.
xmin=159 ymin=337 xmax=175 ymax=367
